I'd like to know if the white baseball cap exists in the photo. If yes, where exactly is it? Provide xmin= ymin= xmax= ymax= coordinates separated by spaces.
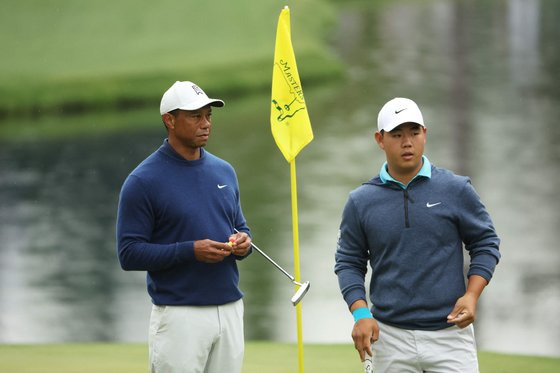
xmin=160 ymin=81 xmax=224 ymax=115
xmin=377 ymin=97 xmax=424 ymax=132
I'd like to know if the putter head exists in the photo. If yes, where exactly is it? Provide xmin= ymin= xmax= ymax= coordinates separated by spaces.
xmin=291 ymin=281 xmax=310 ymax=306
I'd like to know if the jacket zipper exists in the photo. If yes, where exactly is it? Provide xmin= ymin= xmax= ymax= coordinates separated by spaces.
xmin=403 ymin=189 xmax=413 ymax=228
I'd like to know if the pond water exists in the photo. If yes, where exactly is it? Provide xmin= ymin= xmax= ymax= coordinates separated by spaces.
xmin=1 ymin=0 xmax=559 ymax=357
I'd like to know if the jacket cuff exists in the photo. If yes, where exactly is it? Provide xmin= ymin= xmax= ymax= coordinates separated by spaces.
xmin=344 ymin=288 xmax=367 ymax=309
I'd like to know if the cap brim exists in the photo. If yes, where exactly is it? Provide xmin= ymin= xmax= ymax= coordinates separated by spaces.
xmin=384 ymin=120 xmax=425 ymax=132
xmin=177 ymin=98 xmax=224 ymax=111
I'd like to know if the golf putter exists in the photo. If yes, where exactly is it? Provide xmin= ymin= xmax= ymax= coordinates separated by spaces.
xmin=234 ymin=229 xmax=310 ymax=305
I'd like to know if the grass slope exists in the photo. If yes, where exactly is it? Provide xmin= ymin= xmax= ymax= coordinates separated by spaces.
xmin=1 ymin=342 xmax=559 ymax=373
xmin=0 ymin=0 xmax=342 ymax=117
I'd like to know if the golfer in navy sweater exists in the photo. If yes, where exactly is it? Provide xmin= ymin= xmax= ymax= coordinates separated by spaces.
xmin=335 ymin=98 xmax=500 ymax=372
xmin=117 ymin=81 xmax=252 ymax=373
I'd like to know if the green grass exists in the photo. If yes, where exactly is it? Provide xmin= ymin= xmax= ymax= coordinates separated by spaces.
xmin=0 ymin=0 xmax=342 ymax=118
xmin=1 ymin=342 xmax=558 ymax=373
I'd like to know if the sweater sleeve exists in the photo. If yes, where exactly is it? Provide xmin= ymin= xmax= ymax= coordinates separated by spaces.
xmin=334 ymin=195 xmax=369 ymax=308
xmin=116 ymin=175 xmax=195 ymax=271
xmin=459 ymin=180 xmax=501 ymax=282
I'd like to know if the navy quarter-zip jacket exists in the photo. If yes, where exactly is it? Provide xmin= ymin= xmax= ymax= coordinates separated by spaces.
xmin=335 ymin=165 xmax=501 ymax=330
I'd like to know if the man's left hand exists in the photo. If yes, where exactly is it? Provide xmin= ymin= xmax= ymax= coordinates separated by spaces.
xmin=447 ymin=293 xmax=477 ymax=328
xmin=228 ymin=231 xmax=251 ymax=257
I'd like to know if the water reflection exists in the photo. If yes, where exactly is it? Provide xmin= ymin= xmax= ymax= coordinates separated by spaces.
xmin=1 ymin=0 xmax=559 ymax=358
xmin=0 ymin=133 xmax=159 ymax=341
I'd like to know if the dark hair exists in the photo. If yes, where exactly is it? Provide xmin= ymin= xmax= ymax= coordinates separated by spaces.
xmin=168 ymin=109 xmax=181 ymax=117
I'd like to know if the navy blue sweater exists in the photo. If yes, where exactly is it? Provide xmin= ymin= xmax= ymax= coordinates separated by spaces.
xmin=334 ymin=165 xmax=500 ymax=330
xmin=117 ymin=140 xmax=250 ymax=305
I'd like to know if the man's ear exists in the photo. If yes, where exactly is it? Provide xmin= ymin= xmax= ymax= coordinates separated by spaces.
xmin=162 ymin=113 xmax=175 ymax=130
xmin=374 ymin=131 xmax=385 ymax=150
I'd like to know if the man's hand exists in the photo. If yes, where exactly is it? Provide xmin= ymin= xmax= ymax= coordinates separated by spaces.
xmin=446 ymin=292 xmax=477 ymax=328
xmin=350 ymin=300 xmax=379 ymax=362
xmin=352 ymin=317 xmax=379 ymax=362
xmin=194 ymin=239 xmax=232 ymax=263
xmin=228 ymin=231 xmax=252 ymax=257
xmin=447 ymin=274 xmax=488 ymax=328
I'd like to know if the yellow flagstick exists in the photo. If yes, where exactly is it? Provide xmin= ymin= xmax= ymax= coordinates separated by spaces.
xmin=270 ymin=6 xmax=313 ymax=373
xmin=290 ymin=158 xmax=304 ymax=373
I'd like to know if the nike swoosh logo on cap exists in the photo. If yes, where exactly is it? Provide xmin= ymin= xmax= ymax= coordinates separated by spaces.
xmin=217 ymin=184 xmax=227 ymax=189
xmin=395 ymin=108 xmax=407 ymax=114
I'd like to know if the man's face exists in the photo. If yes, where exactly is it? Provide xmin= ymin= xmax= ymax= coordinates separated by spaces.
xmin=375 ymin=122 xmax=426 ymax=181
xmin=168 ymin=105 xmax=213 ymax=149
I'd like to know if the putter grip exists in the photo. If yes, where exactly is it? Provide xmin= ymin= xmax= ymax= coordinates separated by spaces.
xmin=363 ymin=353 xmax=373 ymax=373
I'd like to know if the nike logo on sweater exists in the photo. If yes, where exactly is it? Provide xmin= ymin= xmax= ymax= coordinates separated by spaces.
xmin=426 ymin=202 xmax=442 ymax=208
xmin=217 ymin=184 xmax=228 ymax=189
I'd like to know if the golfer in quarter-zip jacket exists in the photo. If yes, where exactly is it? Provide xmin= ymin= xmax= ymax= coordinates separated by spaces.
xmin=334 ymin=97 xmax=500 ymax=373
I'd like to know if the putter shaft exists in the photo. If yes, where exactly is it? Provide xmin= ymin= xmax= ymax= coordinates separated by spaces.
xmin=234 ymin=229 xmax=310 ymax=306
xmin=233 ymin=229 xmax=296 ymax=282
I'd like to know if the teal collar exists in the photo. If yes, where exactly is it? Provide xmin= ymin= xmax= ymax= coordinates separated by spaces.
xmin=379 ymin=156 xmax=431 ymax=189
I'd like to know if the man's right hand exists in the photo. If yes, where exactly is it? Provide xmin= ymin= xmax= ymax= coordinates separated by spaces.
xmin=350 ymin=300 xmax=379 ymax=362
xmin=352 ymin=317 xmax=379 ymax=362
xmin=193 ymin=239 xmax=232 ymax=263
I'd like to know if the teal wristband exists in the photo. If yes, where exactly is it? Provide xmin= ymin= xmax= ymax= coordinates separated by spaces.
xmin=352 ymin=307 xmax=373 ymax=322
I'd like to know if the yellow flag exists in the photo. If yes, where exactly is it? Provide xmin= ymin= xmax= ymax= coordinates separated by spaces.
xmin=271 ymin=7 xmax=313 ymax=162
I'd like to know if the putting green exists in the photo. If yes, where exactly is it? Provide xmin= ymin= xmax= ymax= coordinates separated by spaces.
xmin=0 ymin=342 xmax=559 ymax=372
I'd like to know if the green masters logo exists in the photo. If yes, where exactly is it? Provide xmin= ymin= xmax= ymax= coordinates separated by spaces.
xmin=272 ymin=59 xmax=306 ymax=123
